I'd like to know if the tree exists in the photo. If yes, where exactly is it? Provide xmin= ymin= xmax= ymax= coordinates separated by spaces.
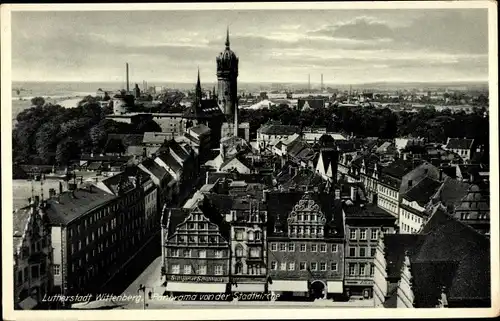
xmin=135 ymin=119 xmax=162 ymax=133
xmin=318 ymin=134 xmax=336 ymax=147
xmin=31 ymin=97 xmax=45 ymax=107
xmin=56 ymin=139 xmax=80 ymax=165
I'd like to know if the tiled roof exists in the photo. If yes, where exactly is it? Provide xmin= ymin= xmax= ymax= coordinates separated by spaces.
xmin=281 ymin=169 xmax=325 ymax=191
xmin=403 ymin=177 xmax=442 ymax=206
xmin=99 ymin=172 xmax=136 ymax=195
xmin=445 ymin=138 xmax=474 ymax=150
xmin=258 ymin=124 xmax=300 ymax=135
xmin=382 ymin=234 xmax=425 ymax=278
xmin=383 ymin=159 xmax=420 ymax=179
xmin=412 ymin=211 xmax=490 ymax=305
xmin=143 ymin=132 xmax=175 ymax=145
xmin=162 ymin=207 xmax=191 ymax=237
xmin=44 ymin=187 xmax=116 ymax=225
xmin=431 ymin=177 xmax=470 ymax=209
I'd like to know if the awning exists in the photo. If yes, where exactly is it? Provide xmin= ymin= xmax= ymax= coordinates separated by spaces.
xmin=18 ymin=297 xmax=38 ymax=310
xmin=232 ymin=283 xmax=265 ymax=292
xmin=327 ymin=281 xmax=344 ymax=294
xmin=269 ymin=280 xmax=308 ymax=292
xmin=166 ymin=282 xmax=226 ymax=293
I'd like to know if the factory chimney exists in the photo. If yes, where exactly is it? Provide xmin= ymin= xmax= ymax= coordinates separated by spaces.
xmin=126 ymin=63 xmax=130 ymax=93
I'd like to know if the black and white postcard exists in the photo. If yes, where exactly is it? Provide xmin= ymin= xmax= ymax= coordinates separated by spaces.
xmin=1 ymin=2 xmax=498 ymax=320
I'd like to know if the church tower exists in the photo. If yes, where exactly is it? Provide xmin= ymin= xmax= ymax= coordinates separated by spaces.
xmin=216 ymin=28 xmax=239 ymax=118
xmin=194 ymin=67 xmax=203 ymax=109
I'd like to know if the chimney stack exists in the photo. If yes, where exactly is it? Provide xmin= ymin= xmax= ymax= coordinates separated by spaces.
xmin=126 ymin=63 xmax=130 ymax=93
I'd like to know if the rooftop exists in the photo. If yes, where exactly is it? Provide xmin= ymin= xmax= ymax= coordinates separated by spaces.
xmin=258 ymin=124 xmax=300 ymax=136
xmin=403 ymin=177 xmax=442 ymax=206
xmin=445 ymin=138 xmax=474 ymax=150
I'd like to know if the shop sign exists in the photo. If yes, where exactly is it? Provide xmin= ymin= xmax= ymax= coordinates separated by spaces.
xmin=168 ymin=275 xmax=227 ymax=282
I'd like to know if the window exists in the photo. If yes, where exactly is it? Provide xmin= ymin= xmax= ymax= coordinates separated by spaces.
xmin=236 ymin=245 xmax=244 ymax=257
xmin=371 ymin=229 xmax=378 ymax=240
xmin=250 ymin=248 xmax=261 ymax=258
xmin=199 ymin=223 xmax=206 ymax=229
xmin=370 ymin=264 xmax=375 ymax=276
xmin=371 ymin=248 xmax=376 ymax=257
xmin=271 ymin=261 xmax=277 ymax=270
xmin=320 ymin=244 xmax=327 ymax=252
xmin=198 ymin=265 xmax=207 ymax=275
xmin=248 ymin=231 xmax=255 ymax=241
xmin=31 ymin=265 xmax=39 ymax=279
xmin=235 ymin=229 xmax=244 ymax=241
xmin=311 ymin=227 xmax=316 ymax=235
xmin=320 ymin=262 xmax=327 ymax=271
xmin=359 ymin=247 xmax=366 ymax=257
xmin=183 ymin=249 xmax=191 ymax=258
xmin=331 ymin=244 xmax=338 ymax=252
xmin=349 ymin=264 xmax=356 ymax=276
xmin=360 ymin=229 xmax=367 ymax=240
xmin=183 ymin=265 xmax=192 ymax=275
xmin=271 ymin=243 xmax=277 ymax=251
xmin=288 ymin=262 xmax=295 ymax=271
xmin=310 ymin=262 xmax=318 ymax=271
xmin=300 ymin=244 xmax=306 ymax=252
xmin=359 ymin=264 xmax=366 ymax=276
xmin=171 ymin=264 xmax=180 ymax=274
xmin=311 ymin=244 xmax=318 ymax=252
xmin=331 ymin=262 xmax=338 ymax=271
xmin=288 ymin=243 xmax=295 ymax=252
xmin=349 ymin=229 xmax=357 ymax=240
xmin=280 ymin=262 xmax=287 ymax=271
xmin=215 ymin=250 xmax=223 ymax=258
xmin=299 ymin=262 xmax=307 ymax=271
xmin=199 ymin=236 xmax=207 ymax=243
xmin=198 ymin=250 xmax=206 ymax=258
xmin=255 ymin=231 xmax=261 ymax=240
xmin=172 ymin=249 xmax=179 ymax=257
xmin=349 ymin=247 xmax=356 ymax=257
xmin=280 ymin=243 xmax=287 ymax=252
xmin=214 ymin=265 xmax=223 ymax=275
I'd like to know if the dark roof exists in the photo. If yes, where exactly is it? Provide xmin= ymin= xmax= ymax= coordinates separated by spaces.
xmin=13 ymin=206 xmax=34 ymax=252
xmin=220 ymin=154 xmax=254 ymax=172
xmin=412 ymin=210 xmax=490 ymax=305
xmin=298 ymin=98 xmax=325 ymax=110
xmin=140 ymin=158 xmax=170 ymax=182
xmin=431 ymin=177 xmax=470 ymax=209
xmin=383 ymin=159 xmax=420 ymax=179
xmin=343 ymin=203 xmax=398 ymax=219
xmin=189 ymin=124 xmax=211 ymax=136
xmin=403 ymin=177 xmax=442 ymax=206
xmin=162 ymin=207 xmax=191 ymax=236
xmin=99 ymin=172 xmax=136 ymax=195
xmin=206 ymin=172 xmax=273 ymax=186
xmin=266 ymin=192 xmax=344 ymax=238
xmin=156 ymin=152 xmax=182 ymax=173
xmin=319 ymin=148 xmax=339 ymax=172
xmin=258 ymin=124 xmax=300 ymax=135
xmin=169 ymin=140 xmax=190 ymax=162
xmin=383 ymin=234 xmax=426 ymax=278
xmin=44 ymin=187 xmax=116 ymax=225
xmin=282 ymin=169 xmax=326 ymax=191
xmin=79 ymin=154 xmax=131 ymax=162
xmin=446 ymin=138 xmax=474 ymax=150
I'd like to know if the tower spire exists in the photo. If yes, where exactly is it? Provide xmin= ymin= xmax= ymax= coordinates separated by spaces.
xmin=225 ymin=26 xmax=230 ymax=48
xmin=195 ymin=67 xmax=202 ymax=109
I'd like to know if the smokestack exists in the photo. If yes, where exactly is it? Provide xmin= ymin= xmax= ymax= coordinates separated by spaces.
xmin=126 ymin=63 xmax=130 ymax=93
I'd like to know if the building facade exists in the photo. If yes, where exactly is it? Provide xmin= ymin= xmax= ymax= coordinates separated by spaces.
xmin=13 ymin=197 xmax=53 ymax=309
xmin=267 ymin=192 xmax=345 ymax=300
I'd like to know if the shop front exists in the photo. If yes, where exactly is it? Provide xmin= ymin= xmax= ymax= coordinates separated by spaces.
xmin=165 ymin=275 xmax=228 ymax=299
xmin=269 ymin=280 xmax=309 ymax=300
xmin=344 ymin=279 xmax=373 ymax=298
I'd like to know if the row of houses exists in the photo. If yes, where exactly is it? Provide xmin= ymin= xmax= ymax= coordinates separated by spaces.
xmin=13 ymin=138 xmax=202 ymax=309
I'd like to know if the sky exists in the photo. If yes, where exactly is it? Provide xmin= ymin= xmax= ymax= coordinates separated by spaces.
xmin=11 ymin=9 xmax=489 ymax=84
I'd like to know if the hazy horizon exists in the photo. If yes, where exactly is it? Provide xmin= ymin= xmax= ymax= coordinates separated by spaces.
xmin=11 ymin=9 xmax=489 ymax=84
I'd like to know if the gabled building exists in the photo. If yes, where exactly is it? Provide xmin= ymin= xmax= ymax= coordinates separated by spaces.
xmin=266 ymin=191 xmax=345 ymax=300
xmin=13 ymin=197 xmax=53 ymax=310
xmin=399 ymin=177 xmax=442 ymax=234
xmin=315 ymin=148 xmax=339 ymax=184
xmin=443 ymin=138 xmax=475 ymax=162
xmin=257 ymin=123 xmax=301 ymax=150
xmin=161 ymin=202 xmax=231 ymax=295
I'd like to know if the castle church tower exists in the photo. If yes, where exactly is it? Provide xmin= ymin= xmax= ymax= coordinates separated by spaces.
xmin=216 ymin=28 xmax=239 ymax=118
